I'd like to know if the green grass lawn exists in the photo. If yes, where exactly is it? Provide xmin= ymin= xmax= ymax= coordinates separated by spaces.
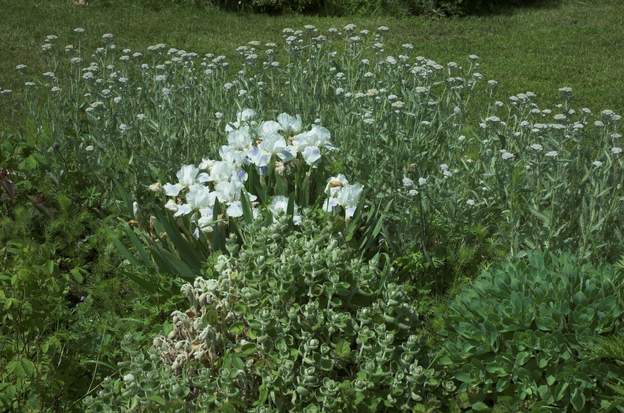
xmin=1 ymin=0 xmax=623 ymax=128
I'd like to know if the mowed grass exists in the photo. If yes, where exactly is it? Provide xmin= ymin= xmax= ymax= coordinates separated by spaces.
xmin=1 ymin=0 xmax=623 ymax=129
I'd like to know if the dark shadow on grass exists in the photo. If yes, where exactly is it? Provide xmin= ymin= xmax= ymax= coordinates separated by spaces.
xmin=205 ymin=0 xmax=565 ymax=17
xmin=89 ymin=0 xmax=564 ymax=17
xmin=464 ymin=0 xmax=563 ymax=17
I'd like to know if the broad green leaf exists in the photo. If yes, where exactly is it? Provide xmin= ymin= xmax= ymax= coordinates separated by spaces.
xmin=335 ymin=339 xmax=351 ymax=359
xmin=471 ymin=401 xmax=489 ymax=411
xmin=570 ymin=388 xmax=585 ymax=411
xmin=7 ymin=358 xmax=35 ymax=379
xmin=240 ymin=189 xmax=254 ymax=225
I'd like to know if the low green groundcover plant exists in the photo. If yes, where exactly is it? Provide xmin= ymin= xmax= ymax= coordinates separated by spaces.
xmin=84 ymin=216 xmax=448 ymax=412
xmin=436 ymin=252 xmax=624 ymax=411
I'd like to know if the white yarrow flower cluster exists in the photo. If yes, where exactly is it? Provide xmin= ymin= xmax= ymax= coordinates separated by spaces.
xmin=501 ymin=150 xmax=515 ymax=160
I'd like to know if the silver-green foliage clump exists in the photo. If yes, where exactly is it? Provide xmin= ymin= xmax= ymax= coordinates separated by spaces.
xmin=11 ymin=24 xmax=623 ymax=269
xmin=85 ymin=216 xmax=445 ymax=412
xmin=437 ymin=252 xmax=624 ymax=411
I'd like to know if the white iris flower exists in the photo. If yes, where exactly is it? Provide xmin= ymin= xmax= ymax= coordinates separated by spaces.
xmin=162 ymin=112 xmax=361 ymax=231
xmin=258 ymin=120 xmax=281 ymax=137
xmin=277 ymin=113 xmax=303 ymax=135
xmin=227 ymin=127 xmax=253 ymax=151
xmin=186 ymin=185 xmax=216 ymax=209
xmin=226 ymin=201 xmax=244 ymax=218
xmin=176 ymin=164 xmax=199 ymax=188
xmin=163 ymin=183 xmax=182 ymax=197
xmin=197 ymin=207 xmax=215 ymax=232
xmin=323 ymin=175 xmax=363 ymax=219
xmin=225 ymin=108 xmax=257 ymax=132
xmin=269 ymin=195 xmax=302 ymax=225
xmin=292 ymin=125 xmax=332 ymax=165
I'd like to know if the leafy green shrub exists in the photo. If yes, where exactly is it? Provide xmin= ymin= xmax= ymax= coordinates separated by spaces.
xmin=203 ymin=0 xmax=551 ymax=15
xmin=206 ymin=0 xmax=317 ymax=13
xmin=191 ymin=0 xmax=421 ymax=15
xmin=0 ymin=209 xmax=183 ymax=412
xmin=592 ymin=334 xmax=624 ymax=406
xmin=0 ymin=133 xmax=183 ymax=411
xmin=321 ymin=0 xmax=412 ymax=16
xmin=408 ymin=0 xmax=549 ymax=15
xmin=0 ymin=187 xmax=111 ymax=409
xmin=85 ymin=215 xmax=447 ymax=412
xmin=437 ymin=252 xmax=624 ymax=411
